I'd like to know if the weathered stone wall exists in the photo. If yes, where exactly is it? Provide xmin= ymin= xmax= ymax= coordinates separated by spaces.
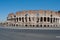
xmin=6 ymin=10 xmax=60 ymax=27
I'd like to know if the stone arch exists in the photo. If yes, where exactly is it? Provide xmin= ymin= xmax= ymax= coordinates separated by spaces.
xmin=44 ymin=17 xmax=46 ymax=22
xmin=47 ymin=17 xmax=49 ymax=22
xmin=19 ymin=17 xmax=21 ymax=21
xmin=40 ymin=25 xmax=42 ymax=27
xmin=25 ymin=24 xmax=27 ymax=27
xmin=40 ymin=17 xmax=43 ymax=22
xmin=22 ymin=17 xmax=24 ymax=22
xmin=47 ymin=25 xmax=49 ymax=27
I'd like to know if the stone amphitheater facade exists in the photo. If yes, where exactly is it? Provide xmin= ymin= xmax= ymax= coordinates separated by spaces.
xmin=6 ymin=10 xmax=60 ymax=27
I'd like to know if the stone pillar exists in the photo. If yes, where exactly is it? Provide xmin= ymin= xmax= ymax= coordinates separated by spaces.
xmin=38 ymin=17 xmax=39 ymax=23
xmin=27 ymin=17 xmax=29 ymax=26
xmin=57 ymin=18 xmax=58 ymax=23
xmin=52 ymin=18 xmax=54 ymax=23
xmin=46 ymin=17 xmax=47 ymax=23
xmin=42 ymin=17 xmax=44 ymax=27
xmin=55 ymin=18 xmax=57 ymax=27
xmin=30 ymin=17 xmax=32 ymax=25
xmin=58 ymin=18 xmax=59 ymax=24
xmin=39 ymin=17 xmax=40 ymax=23
xmin=49 ymin=17 xmax=51 ymax=27
xmin=57 ymin=18 xmax=59 ymax=27
xmin=23 ymin=17 xmax=25 ymax=26
xmin=55 ymin=18 xmax=56 ymax=24
xmin=15 ymin=18 xmax=17 ymax=22
xmin=27 ymin=17 xmax=28 ymax=22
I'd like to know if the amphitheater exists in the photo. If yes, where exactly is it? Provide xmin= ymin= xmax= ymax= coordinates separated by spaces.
xmin=6 ymin=10 xmax=60 ymax=27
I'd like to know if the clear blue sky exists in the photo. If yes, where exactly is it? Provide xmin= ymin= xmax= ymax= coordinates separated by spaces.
xmin=0 ymin=0 xmax=60 ymax=22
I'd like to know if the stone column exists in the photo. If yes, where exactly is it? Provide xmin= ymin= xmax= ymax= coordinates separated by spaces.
xmin=46 ymin=17 xmax=47 ymax=23
xmin=58 ymin=18 xmax=59 ymax=24
xmin=52 ymin=18 xmax=53 ymax=23
xmin=39 ymin=17 xmax=40 ymax=23
xmin=55 ymin=18 xmax=56 ymax=24
xmin=42 ymin=17 xmax=43 ymax=27
xmin=49 ymin=17 xmax=51 ymax=27
xmin=30 ymin=17 xmax=31 ymax=26
xmin=23 ymin=17 xmax=25 ymax=26
xmin=15 ymin=18 xmax=17 ymax=22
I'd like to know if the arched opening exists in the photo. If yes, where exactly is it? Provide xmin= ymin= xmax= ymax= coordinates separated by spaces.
xmin=16 ymin=18 xmax=18 ymax=22
xmin=44 ymin=17 xmax=46 ymax=22
xmin=25 ymin=25 xmax=27 ymax=27
xmin=50 ymin=15 xmax=52 ymax=23
xmin=40 ymin=17 xmax=43 ymax=22
xmin=47 ymin=17 xmax=49 ymax=22
xmin=13 ymin=24 xmax=15 ymax=26
xmin=53 ymin=18 xmax=55 ymax=22
xmin=16 ymin=24 xmax=18 ymax=26
xmin=37 ymin=17 xmax=39 ymax=23
xmin=19 ymin=17 xmax=21 ymax=21
xmin=51 ymin=25 xmax=52 ymax=27
xmin=50 ymin=18 xmax=52 ymax=23
xmin=47 ymin=25 xmax=49 ymax=27
xmin=25 ymin=14 xmax=28 ymax=22
xmin=44 ymin=25 xmax=46 ymax=27
xmin=33 ymin=25 xmax=35 ymax=27
xmin=29 ymin=17 xmax=31 ymax=21
xmin=22 ymin=17 xmax=24 ymax=22
xmin=40 ymin=25 xmax=42 ymax=27
xmin=36 ymin=25 xmax=39 ymax=27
